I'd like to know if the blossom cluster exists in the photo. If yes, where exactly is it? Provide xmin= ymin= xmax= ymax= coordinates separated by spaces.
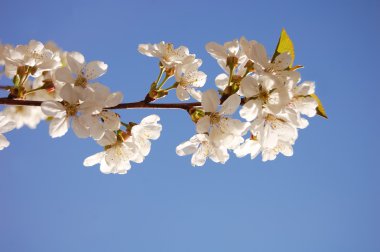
xmin=0 ymin=30 xmax=326 ymax=173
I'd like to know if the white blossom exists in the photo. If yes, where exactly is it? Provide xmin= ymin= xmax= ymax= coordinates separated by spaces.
xmin=176 ymin=133 xmax=229 ymax=166
xmin=174 ymin=61 xmax=206 ymax=101
xmin=196 ymin=90 xmax=249 ymax=149
xmin=4 ymin=40 xmax=61 ymax=78
xmin=138 ymin=42 xmax=196 ymax=68
xmin=54 ymin=51 xmax=107 ymax=88
xmin=83 ymin=115 xmax=162 ymax=174
xmin=240 ymin=38 xmax=300 ymax=83
xmin=41 ymin=84 xmax=100 ymax=138
xmin=239 ymin=75 xmax=290 ymax=121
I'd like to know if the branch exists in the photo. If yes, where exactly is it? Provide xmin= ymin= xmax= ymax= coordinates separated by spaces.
xmin=0 ymin=97 xmax=201 ymax=111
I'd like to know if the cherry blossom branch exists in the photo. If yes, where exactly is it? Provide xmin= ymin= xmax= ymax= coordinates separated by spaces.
xmin=0 ymin=97 xmax=201 ymax=111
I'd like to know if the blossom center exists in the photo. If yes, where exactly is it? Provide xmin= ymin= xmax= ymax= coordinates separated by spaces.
xmin=65 ymin=104 xmax=78 ymax=117
xmin=75 ymin=75 xmax=87 ymax=87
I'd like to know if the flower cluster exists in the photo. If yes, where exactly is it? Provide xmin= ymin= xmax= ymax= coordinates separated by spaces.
xmin=0 ymin=29 xmax=326 ymax=173
xmin=176 ymin=34 xmax=324 ymax=166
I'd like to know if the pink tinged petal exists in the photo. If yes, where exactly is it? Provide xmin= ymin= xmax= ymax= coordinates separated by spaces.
xmin=239 ymin=100 xmax=260 ymax=121
xmin=67 ymin=52 xmax=85 ymax=74
xmin=205 ymin=42 xmax=227 ymax=60
xmin=176 ymin=85 xmax=190 ymax=101
xmin=49 ymin=117 xmax=69 ymax=138
xmin=220 ymin=94 xmax=240 ymax=115
xmin=83 ymin=152 xmax=105 ymax=167
xmin=196 ymin=116 xmax=211 ymax=134
xmin=215 ymin=73 xmax=229 ymax=91
xmin=201 ymin=89 xmax=219 ymax=113
xmin=55 ymin=67 xmax=75 ymax=84
xmin=0 ymin=134 xmax=10 ymax=150
xmin=41 ymin=101 xmax=66 ymax=117
xmin=72 ymin=116 xmax=90 ymax=138
xmin=105 ymin=92 xmax=123 ymax=107
xmin=84 ymin=61 xmax=108 ymax=80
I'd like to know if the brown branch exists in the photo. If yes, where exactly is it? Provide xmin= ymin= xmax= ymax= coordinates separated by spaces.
xmin=0 ymin=97 xmax=201 ymax=111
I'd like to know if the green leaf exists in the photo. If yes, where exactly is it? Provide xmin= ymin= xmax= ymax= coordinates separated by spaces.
xmin=272 ymin=28 xmax=295 ymax=67
xmin=310 ymin=94 xmax=328 ymax=119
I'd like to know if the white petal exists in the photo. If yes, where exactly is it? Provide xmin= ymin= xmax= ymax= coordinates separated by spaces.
xmin=215 ymin=73 xmax=229 ymax=91
xmin=176 ymin=140 xmax=198 ymax=156
xmin=240 ymin=76 xmax=259 ymax=98
xmin=84 ymin=61 xmax=108 ymax=80
xmin=105 ymin=92 xmax=123 ymax=107
xmin=176 ymin=85 xmax=190 ymax=101
xmin=41 ymin=101 xmax=66 ymax=117
xmin=83 ymin=152 xmax=105 ymax=167
xmin=205 ymin=42 xmax=227 ymax=60
xmin=72 ymin=116 xmax=90 ymax=138
xmin=49 ymin=117 xmax=69 ymax=138
xmin=0 ymin=134 xmax=10 ymax=150
xmin=196 ymin=116 xmax=211 ymax=134
xmin=220 ymin=94 xmax=240 ymax=115
xmin=59 ymin=84 xmax=78 ymax=104
xmin=239 ymin=100 xmax=260 ymax=121
xmin=201 ymin=89 xmax=219 ymax=113
xmin=67 ymin=52 xmax=85 ymax=74
xmin=0 ymin=119 xmax=16 ymax=134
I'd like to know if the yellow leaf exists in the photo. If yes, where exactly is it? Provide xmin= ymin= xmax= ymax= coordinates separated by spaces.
xmin=310 ymin=94 xmax=328 ymax=119
xmin=272 ymin=28 xmax=295 ymax=67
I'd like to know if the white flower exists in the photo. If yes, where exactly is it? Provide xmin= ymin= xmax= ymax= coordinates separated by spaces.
xmin=176 ymin=133 xmax=229 ymax=166
xmin=79 ymin=83 xmax=123 ymax=140
xmin=4 ymin=40 xmax=61 ymax=77
xmin=261 ymin=140 xmax=294 ymax=162
xmin=138 ymin=42 xmax=196 ymax=68
xmin=288 ymin=81 xmax=318 ymax=117
xmin=0 ymin=114 xmax=16 ymax=150
xmin=251 ymin=114 xmax=298 ymax=150
xmin=174 ymin=61 xmax=206 ymax=101
xmin=234 ymin=135 xmax=262 ymax=160
xmin=205 ymin=38 xmax=248 ymax=74
xmin=241 ymin=39 xmax=300 ymax=83
xmin=1 ymin=106 xmax=45 ymax=129
xmin=196 ymin=90 xmax=248 ymax=149
xmin=54 ymin=51 xmax=107 ymax=88
xmin=83 ymin=114 xmax=162 ymax=174
xmin=131 ymin=114 xmax=162 ymax=157
xmin=239 ymin=75 xmax=290 ymax=121
xmin=41 ymin=84 xmax=100 ymax=138
xmin=83 ymin=137 xmax=141 ymax=175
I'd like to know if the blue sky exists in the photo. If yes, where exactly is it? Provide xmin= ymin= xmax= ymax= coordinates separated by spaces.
xmin=0 ymin=0 xmax=379 ymax=251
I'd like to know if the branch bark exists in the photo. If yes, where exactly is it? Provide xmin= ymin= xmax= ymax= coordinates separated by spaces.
xmin=0 ymin=97 xmax=201 ymax=111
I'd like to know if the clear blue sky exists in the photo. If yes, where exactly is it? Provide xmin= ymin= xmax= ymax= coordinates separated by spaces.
xmin=0 ymin=0 xmax=379 ymax=251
